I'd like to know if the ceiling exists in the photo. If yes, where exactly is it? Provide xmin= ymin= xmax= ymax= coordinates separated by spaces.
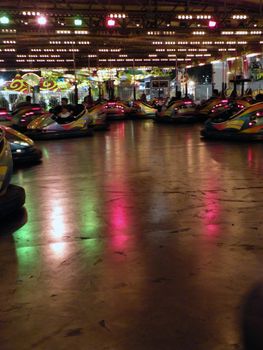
xmin=0 ymin=0 xmax=262 ymax=70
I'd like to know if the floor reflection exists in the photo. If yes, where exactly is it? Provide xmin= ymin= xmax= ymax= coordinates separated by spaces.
xmin=1 ymin=121 xmax=263 ymax=349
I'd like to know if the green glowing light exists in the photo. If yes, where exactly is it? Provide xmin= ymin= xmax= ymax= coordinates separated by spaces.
xmin=0 ymin=16 xmax=10 ymax=24
xmin=74 ymin=18 xmax=82 ymax=26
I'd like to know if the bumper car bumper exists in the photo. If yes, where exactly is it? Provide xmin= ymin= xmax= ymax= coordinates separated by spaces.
xmin=26 ymin=128 xmax=94 ymax=140
xmin=12 ymin=146 xmax=42 ymax=164
xmin=171 ymin=114 xmax=199 ymax=123
xmin=106 ymin=113 xmax=127 ymax=121
xmin=128 ymin=111 xmax=156 ymax=119
xmin=200 ymin=128 xmax=263 ymax=141
xmin=93 ymin=121 xmax=110 ymax=131
xmin=195 ymin=112 xmax=210 ymax=121
xmin=155 ymin=113 xmax=198 ymax=123
xmin=12 ymin=124 xmax=29 ymax=133
xmin=0 ymin=184 xmax=26 ymax=220
xmin=154 ymin=115 xmax=174 ymax=123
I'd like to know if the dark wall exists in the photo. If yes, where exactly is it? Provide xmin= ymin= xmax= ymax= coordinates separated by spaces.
xmin=187 ymin=64 xmax=212 ymax=84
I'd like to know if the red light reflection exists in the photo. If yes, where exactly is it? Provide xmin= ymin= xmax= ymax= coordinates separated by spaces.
xmin=247 ymin=147 xmax=253 ymax=168
xmin=108 ymin=192 xmax=130 ymax=251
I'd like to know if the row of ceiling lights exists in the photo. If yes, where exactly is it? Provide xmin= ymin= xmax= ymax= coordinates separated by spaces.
xmin=13 ymin=58 xmax=192 ymax=63
xmin=7 ymin=54 xmax=261 ymax=67
xmin=0 ymin=26 xmax=260 ymax=35
xmin=3 ymin=51 xmax=234 ymax=57
xmin=2 ymin=50 xmax=257 ymax=63
xmin=0 ymin=45 xmax=258 ymax=54
xmin=16 ymin=59 xmax=73 ymax=62
xmin=98 ymin=58 xmax=191 ymax=62
xmin=0 ymin=40 xmax=251 ymax=47
xmin=0 ymin=47 xmax=244 ymax=54
xmin=193 ymin=30 xmax=262 ymax=35
xmin=152 ymin=40 xmax=254 ymax=45
xmin=16 ymin=12 xmax=249 ymax=20
xmin=0 ymin=11 xmax=253 ymax=31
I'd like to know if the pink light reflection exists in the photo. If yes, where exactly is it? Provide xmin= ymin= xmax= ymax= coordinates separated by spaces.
xmin=110 ymin=197 xmax=130 ymax=251
xmin=116 ymin=122 xmax=125 ymax=138
xmin=112 ymin=204 xmax=127 ymax=230
xmin=202 ymin=185 xmax=221 ymax=238
xmin=247 ymin=147 xmax=253 ymax=168
xmin=105 ymin=174 xmax=132 ymax=252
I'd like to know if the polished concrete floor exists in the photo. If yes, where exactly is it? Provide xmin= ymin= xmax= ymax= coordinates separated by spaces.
xmin=1 ymin=120 xmax=263 ymax=350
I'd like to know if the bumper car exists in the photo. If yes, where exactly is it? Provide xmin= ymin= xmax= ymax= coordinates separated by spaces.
xmin=208 ymin=99 xmax=252 ymax=121
xmin=151 ymin=98 xmax=167 ymax=112
xmin=26 ymin=104 xmax=93 ymax=140
xmin=195 ymin=97 xmax=225 ymax=120
xmin=0 ymin=108 xmax=12 ymax=122
xmin=128 ymin=101 xmax=157 ymax=119
xmin=201 ymin=102 xmax=263 ymax=141
xmin=155 ymin=99 xmax=197 ymax=123
xmin=102 ymin=101 xmax=131 ymax=120
xmin=0 ymin=127 xmax=26 ymax=220
xmin=88 ymin=104 xmax=109 ymax=131
xmin=11 ymin=104 xmax=46 ymax=132
xmin=1 ymin=126 xmax=42 ymax=165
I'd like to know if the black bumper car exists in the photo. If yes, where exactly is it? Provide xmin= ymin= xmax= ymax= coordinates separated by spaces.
xmin=0 ymin=127 xmax=26 ymax=220
xmin=1 ymin=126 xmax=42 ymax=165
xmin=102 ymin=101 xmax=131 ymax=121
xmin=128 ymin=101 xmax=157 ymax=119
xmin=155 ymin=99 xmax=197 ymax=123
xmin=11 ymin=104 xmax=45 ymax=132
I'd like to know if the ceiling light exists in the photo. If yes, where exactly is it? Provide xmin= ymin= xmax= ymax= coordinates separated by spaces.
xmin=227 ymin=57 xmax=238 ymax=61
xmin=196 ymin=15 xmax=211 ymax=19
xmin=0 ymin=16 xmax=10 ymax=25
xmin=232 ymin=15 xmax=247 ymax=19
xmin=74 ymin=18 xmax=82 ymax=26
xmin=107 ymin=18 xmax=116 ymax=27
xmin=37 ymin=16 xmax=47 ymax=25
xmin=192 ymin=31 xmax=205 ymax=35
xmin=74 ymin=30 xmax=89 ymax=34
xmin=109 ymin=13 xmax=126 ymax=19
xmin=56 ymin=30 xmax=71 ymax=34
xmin=211 ymin=60 xmax=221 ymax=64
xmin=1 ymin=29 xmax=16 ymax=33
xmin=235 ymin=30 xmax=248 ymax=35
xmin=208 ymin=20 xmax=217 ymax=28
xmin=246 ymin=52 xmax=261 ymax=58
xmin=221 ymin=31 xmax=234 ymax=35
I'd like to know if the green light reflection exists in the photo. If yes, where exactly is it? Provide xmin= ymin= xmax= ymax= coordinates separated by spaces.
xmin=15 ymin=246 xmax=40 ymax=276
xmin=42 ymin=147 xmax=50 ymax=160
xmin=14 ymin=186 xmax=40 ymax=276
xmin=80 ymin=190 xmax=101 ymax=236
xmin=79 ymin=186 xmax=103 ymax=256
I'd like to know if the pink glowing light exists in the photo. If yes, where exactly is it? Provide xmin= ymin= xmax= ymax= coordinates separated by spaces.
xmin=107 ymin=18 xmax=116 ymax=27
xmin=208 ymin=20 xmax=217 ymax=28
